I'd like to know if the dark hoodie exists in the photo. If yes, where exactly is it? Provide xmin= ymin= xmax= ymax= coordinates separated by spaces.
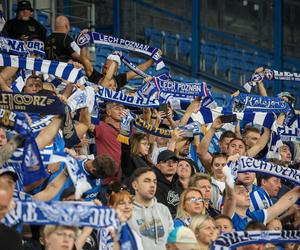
xmin=153 ymin=167 xmax=183 ymax=218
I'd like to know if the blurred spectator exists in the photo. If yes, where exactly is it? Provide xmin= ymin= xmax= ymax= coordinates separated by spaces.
xmin=189 ymin=215 xmax=217 ymax=250
xmin=2 ymin=0 xmax=46 ymax=42
xmin=166 ymin=226 xmax=199 ymax=250
xmin=0 ymin=181 xmax=23 ymax=250
xmin=214 ymin=215 xmax=234 ymax=233
xmin=43 ymin=225 xmax=77 ymax=250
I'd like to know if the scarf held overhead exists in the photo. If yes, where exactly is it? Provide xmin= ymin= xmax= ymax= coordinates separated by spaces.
xmin=76 ymin=31 xmax=165 ymax=70
xmin=0 ymin=36 xmax=45 ymax=57
xmin=243 ymin=68 xmax=300 ymax=92
xmin=0 ymin=91 xmax=66 ymax=114
xmin=0 ymin=53 xmax=85 ymax=83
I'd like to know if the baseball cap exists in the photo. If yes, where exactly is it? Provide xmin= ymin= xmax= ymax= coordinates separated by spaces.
xmin=167 ymin=226 xmax=199 ymax=250
xmin=0 ymin=168 xmax=18 ymax=182
xmin=16 ymin=1 xmax=34 ymax=12
xmin=157 ymin=150 xmax=178 ymax=163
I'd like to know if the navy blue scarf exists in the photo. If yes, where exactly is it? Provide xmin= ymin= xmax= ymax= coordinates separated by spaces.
xmin=229 ymin=93 xmax=291 ymax=114
xmin=77 ymin=31 xmax=165 ymax=70
xmin=0 ymin=91 xmax=66 ymax=114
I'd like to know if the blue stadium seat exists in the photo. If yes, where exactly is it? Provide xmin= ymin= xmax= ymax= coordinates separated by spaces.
xmin=147 ymin=29 xmax=163 ymax=49
xmin=164 ymin=32 xmax=178 ymax=59
xmin=37 ymin=11 xmax=49 ymax=26
xmin=178 ymin=36 xmax=192 ymax=64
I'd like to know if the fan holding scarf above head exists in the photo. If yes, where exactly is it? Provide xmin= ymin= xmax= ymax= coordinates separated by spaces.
xmin=78 ymin=29 xmax=162 ymax=91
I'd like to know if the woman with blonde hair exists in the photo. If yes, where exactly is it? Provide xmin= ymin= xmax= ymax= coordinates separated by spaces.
xmin=174 ymin=187 xmax=206 ymax=228
xmin=189 ymin=215 xmax=217 ymax=250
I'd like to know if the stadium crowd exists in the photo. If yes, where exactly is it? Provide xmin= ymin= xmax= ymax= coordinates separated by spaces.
xmin=0 ymin=1 xmax=300 ymax=250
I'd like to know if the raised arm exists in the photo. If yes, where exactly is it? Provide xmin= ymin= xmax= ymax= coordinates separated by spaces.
xmin=247 ymin=128 xmax=270 ymax=157
xmin=178 ymin=97 xmax=200 ymax=126
xmin=197 ymin=117 xmax=223 ymax=172
xmin=125 ymin=50 xmax=161 ymax=81
xmin=255 ymin=67 xmax=268 ymax=97
xmin=266 ymin=186 xmax=300 ymax=223
xmin=80 ymin=46 xmax=94 ymax=77
xmin=36 ymin=116 xmax=63 ymax=150
xmin=33 ymin=169 xmax=67 ymax=201
xmin=222 ymin=182 xmax=236 ymax=218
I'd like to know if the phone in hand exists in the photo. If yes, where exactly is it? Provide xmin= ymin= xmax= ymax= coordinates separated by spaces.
xmin=158 ymin=103 xmax=168 ymax=117
xmin=220 ymin=114 xmax=237 ymax=123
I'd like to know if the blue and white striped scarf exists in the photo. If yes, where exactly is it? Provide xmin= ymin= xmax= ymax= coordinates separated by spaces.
xmin=0 ymin=53 xmax=85 ymax=83
xmin=5 ymin=200 xmax=119 ymax=229
xmin=191 ymin=107 xmax=276 ymax=129
xmin=76 ymin=31 xmax=165 ymax=70
xmin=212 ymin=230 xmax=300 ymax=250
xmin=0 ymin=36 xmax=45 ymax=57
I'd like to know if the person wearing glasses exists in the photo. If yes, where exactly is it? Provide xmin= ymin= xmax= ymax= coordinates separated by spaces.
xmin=43 ymin=225 xmax=77 ymax=250
xmin=174 ymin=187 xmax=206 ymax=228
xmin=154 ymin=150 xmax=183 ymax=218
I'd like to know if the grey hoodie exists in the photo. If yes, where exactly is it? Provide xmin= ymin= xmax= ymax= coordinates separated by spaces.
xmin=128 ymin=197 xmax=173 ymax=250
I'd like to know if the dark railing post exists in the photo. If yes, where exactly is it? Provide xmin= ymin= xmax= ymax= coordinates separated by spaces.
xmin=273 ymin=0 xmax=283 ymax=94
xmin=192 ymin=0 xmax=200 ymax=77
xmin=113 ymin=0 xmax=121 ymax=37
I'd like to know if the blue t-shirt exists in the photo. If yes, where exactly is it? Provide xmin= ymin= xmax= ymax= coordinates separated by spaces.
xmin=173 ymin=218 xmax=190 ymax=228
xmin=250 ymin=188 xmax=273 ymax=211
xmin=232 ymin=209 xmax=267 ymax=231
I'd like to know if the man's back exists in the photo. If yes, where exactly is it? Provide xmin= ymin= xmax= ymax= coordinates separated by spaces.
xmin=45 ymin=33 xmax=78 ymax=62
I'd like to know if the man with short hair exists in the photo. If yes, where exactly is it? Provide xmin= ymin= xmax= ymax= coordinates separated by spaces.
xmin=45 ymin=15 xmax=81 ymax=62
xmin=242 ymin=127 xmax=261 ymax=149
xmin=154 ymin=150 xmax=183 ymax=217
xmin=215 ymin=215 xmax=234 ymax=233
xmin=129 ymin=167 xmax=173 ymax=250
xmin=250 ymin=173 xmax=282 ymax=211
xmin=95 ymin=102 xmax=124 ymax=183
xmin=2 ymin=0 xmax=46 ymax=41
